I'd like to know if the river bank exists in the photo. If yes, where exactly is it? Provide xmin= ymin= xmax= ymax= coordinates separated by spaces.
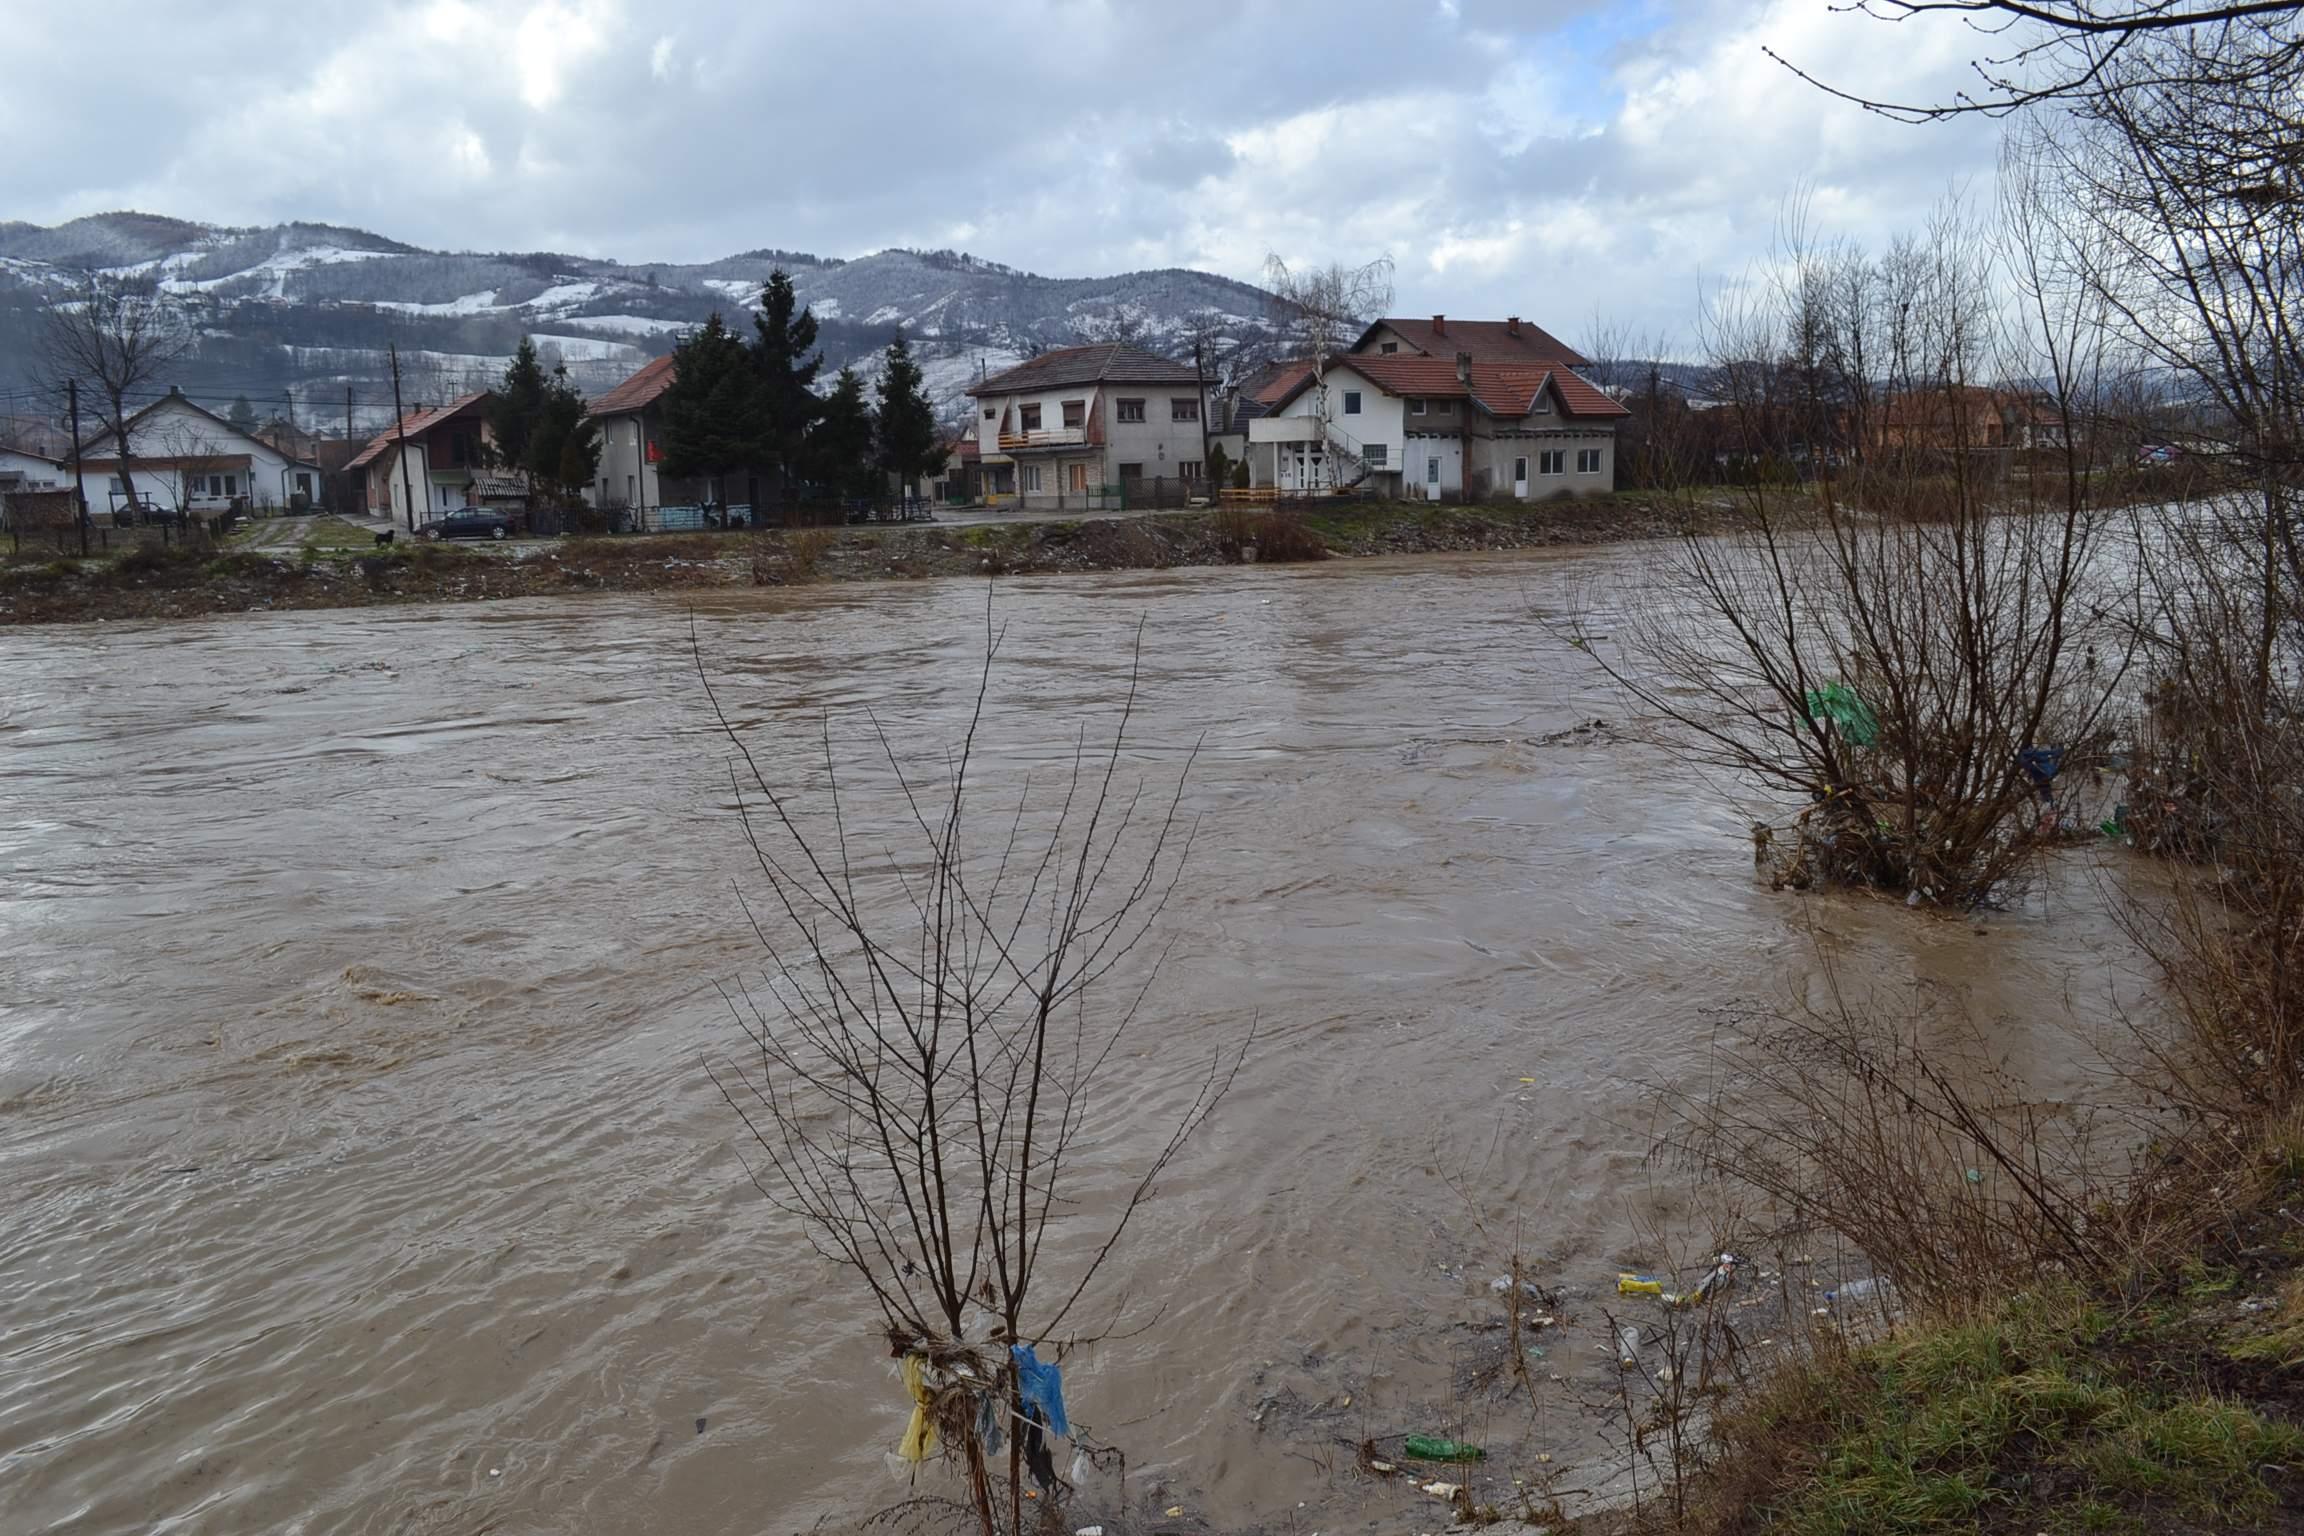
xmin=0 ymin=493 xmax=1699 ymax=625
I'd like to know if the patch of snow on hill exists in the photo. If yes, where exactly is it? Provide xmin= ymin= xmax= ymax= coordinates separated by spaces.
xmin=529 ymin=333 xmax=646 ymax=362
xmin=559 ymin=314 xmax=689 ymax=336
xmin=372 ymin=291 xmax=504 ymax=315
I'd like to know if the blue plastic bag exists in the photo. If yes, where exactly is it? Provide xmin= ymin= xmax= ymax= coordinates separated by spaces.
xmin=1010 ymin=1343 xmax=1069 ymax=1437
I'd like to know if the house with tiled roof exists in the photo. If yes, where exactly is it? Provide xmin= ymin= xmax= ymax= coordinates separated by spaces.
xmin=348 ymin=392 xmax=496 ymax=524
xmin=1248 ymin=328 xmax=1628 ymax=499
xmin=585 ymin=354 xmax=677 ymax=516
xmin=76 ymin=388 xmax=324 ymax=520
xmin=1354 ymin=313 xmax=1585 ymax=366
xmin=967 ymin=343 xmax=1210 ymax=506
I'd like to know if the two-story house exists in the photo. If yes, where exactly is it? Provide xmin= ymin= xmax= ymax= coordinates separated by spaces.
xmin=584 ymin=354 xmax=676 ymax=517
xmin=349 ymin=392 xmax=499 ymax=524
xmin=1246 ymin=315 xmax=1628 ymax=499
xmin=969 ymin=344 xmax=1209 ymax=507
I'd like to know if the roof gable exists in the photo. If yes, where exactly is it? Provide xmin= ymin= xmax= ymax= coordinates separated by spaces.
xmin=968 ymin=343 xmax=1199 ymax=396
xmin=1265 ymin=356 xmax=1628 ymax=420
xmin=347 ymin=391 xmax=490 ymax=470
xmin=1354 ymin=316 xmax=1585 ymax=367
xmin=588 ymin=354 xmax=677 ymax=418
xmin=78 ymin=391 xmax=321 ymax=466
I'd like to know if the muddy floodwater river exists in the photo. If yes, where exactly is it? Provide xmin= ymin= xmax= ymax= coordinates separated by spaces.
xmin=0 ymin=550 xmax=2137 ymax=1534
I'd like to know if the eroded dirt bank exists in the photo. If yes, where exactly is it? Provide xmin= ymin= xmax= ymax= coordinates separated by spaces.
xmin=0 ymin=495 xmax=1702 ymax=625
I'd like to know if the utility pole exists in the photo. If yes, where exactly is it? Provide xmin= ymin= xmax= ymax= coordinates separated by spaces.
xmin=66 ymin=379 xmax=87 ymax=557
xmin=1194 ymin=339 xmax=1213 ymax=492
xmin=388 ymin=343 xmax=417 ymax=531
xmin=343 ymin=384 xmax=354 ymax=515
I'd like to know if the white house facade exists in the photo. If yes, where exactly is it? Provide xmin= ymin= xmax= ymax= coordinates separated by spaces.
xmin=76 ymin=389 xmax=322 ymax=518
xmin=1248 ymin=319 xmax=1627 ymax=499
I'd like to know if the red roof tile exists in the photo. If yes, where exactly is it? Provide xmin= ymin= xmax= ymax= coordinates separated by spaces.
xmin=588 ymin=354 xmax=677 ymax=419
xmin=968 ymin=343 xmax=1199 ymax=396
xmin=347 ymin=391 xmax=489 ymax=470
xmin=1356 ymin=315 xmax=1585 ymax=366
xmin=1266 ymin=356 xmax=1627 ymax=420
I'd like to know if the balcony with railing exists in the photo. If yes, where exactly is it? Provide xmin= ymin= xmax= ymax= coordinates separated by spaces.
xmin=996 ymin=426 xmax=1093 ymax=452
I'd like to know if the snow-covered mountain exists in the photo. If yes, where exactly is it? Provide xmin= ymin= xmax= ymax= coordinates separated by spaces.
xmin=0 ymin=213 xmax=1285 ymax=426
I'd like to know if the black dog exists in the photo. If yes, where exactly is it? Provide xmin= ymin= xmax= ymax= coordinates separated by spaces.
xmin=374 ymin=530 xmax=395 ymax=547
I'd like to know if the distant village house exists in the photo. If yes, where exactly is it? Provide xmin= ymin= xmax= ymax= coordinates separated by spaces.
xmin=969 ymin=344 xmax=1210 ymax=508
xmin=75 ymin=387 xmax=323 ymax=520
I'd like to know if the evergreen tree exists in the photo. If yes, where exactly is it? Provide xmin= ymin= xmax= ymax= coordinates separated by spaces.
xmin=488 ymin=338 xmax=549 ymax=477
xmin=658 ymin=315 xmax=765 ymax=506
xmin=227 ymin=395 xmax=257 ymax=432
xmin=808 ymin=367 xmax=878 ymax=499
xmin=874 ymin=335 xmax=941 ymax=500
xmin=526 ymin=364 xmax=601 ymax=505
xmin=751 ymin=269 xmax=822 ymax=500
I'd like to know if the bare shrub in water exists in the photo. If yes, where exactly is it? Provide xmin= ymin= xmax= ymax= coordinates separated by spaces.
xmin=699 ymin=609 xmax=1246 ymax=1536
xmin=1580 ymin=206 xmax=2132 ymax=907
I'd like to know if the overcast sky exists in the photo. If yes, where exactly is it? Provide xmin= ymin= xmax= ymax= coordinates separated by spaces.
xmin=2 ymin=0 xmax=2008 ymax=342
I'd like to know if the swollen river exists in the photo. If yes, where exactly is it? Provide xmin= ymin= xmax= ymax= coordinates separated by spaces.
xmin=0 ymin=551 xmax=2132 ymax=1533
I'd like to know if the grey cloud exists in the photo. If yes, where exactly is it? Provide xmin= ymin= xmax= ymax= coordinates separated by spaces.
xmin=0 ymin=0 xmax=2009 ymax=344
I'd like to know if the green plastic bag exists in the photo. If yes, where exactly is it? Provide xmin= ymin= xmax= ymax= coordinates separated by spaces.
xmin=1803 ymin=683 xmax=1880 ymax=747
xmin=1404 ymin=1434 xmax=1485 ymax=1461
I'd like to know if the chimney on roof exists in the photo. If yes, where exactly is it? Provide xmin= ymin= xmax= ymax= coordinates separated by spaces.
xmin=1506 ymin=316 xmax=1521 ymax=337
xmin=1455 ymin=351 xmax=1472 ymax=386
xmin=1431 ymin=314 xmax=1446 ymax=336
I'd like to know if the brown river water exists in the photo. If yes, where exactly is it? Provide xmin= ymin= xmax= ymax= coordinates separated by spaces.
xmin=0 ymin=550 xmax=2139 ymax=1534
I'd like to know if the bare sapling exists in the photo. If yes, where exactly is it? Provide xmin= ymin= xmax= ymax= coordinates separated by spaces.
xmin=699 ymin=607 xmax=1247 ymax=1536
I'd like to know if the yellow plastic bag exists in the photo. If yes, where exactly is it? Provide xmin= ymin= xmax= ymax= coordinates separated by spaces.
xmin=898 ymin=1355 xmax=938 ymax=1462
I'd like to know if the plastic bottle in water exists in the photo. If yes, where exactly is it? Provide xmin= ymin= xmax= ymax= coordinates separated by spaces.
xmin=1825 ymin=1277 xmax=1887 ymax=1303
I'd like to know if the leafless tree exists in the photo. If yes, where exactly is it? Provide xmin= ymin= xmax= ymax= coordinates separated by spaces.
xmin=38 ymin=272 xmax=191 ymax=518
xmin=1262 ymin=253 xmax=1394 ymax=461
xmin=1578 ymin=206 xmax=2133 ymax=906
xmin=700 ymin=612 xmax=1247 ymax=1536
xmin=1769 ymin=1 xmax=2301 ymax=121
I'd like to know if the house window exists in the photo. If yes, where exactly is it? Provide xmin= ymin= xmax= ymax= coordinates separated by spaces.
xmin=1171 ymin=398 xmax=1199 ymax=422
xmin=1117 ymin=398 xmax=1146 ymax=422
xmin=1062 ymin=400 xmax=1086 ymax=429
xmin=1363 ymin=444 xmax=1388 ymax=466
xmin=1067 ymin=463 xmax=1088 ymax=493
xmin=1343 ymin=390 xmax=1362 ymax=415
xmin=1179 ymin=460 xmax=1203 ymax=480
xmin=1021 ymin=465 xmax=1043 ymax=492
xmin=1409 ymin=398 xmax=1427 ymax=416
xmin=1514 ymin=456 xmax=1528 ymax=483
xmin=983 ymin=407 xmax=996 ymax=420
xmin=1433 ymin=400 xmax=1454 ymax=416
xmin=449 ymin=433 xmax=469 ymax=467
xmin=1119 ymin=462 xmax=1144 ymax=480
xmin=1533 ymin=394 xmax=1552 ymax=415
xmin=1577 ymin=448 xmax=1602 ymax=473
xmin=1020 ymin=404 xmax=1043 ymax=431
xmin=1380 ymin=341 xmax=1399 ymax=354
xmin=1540 ymin=450 xmax=1566 ymax=475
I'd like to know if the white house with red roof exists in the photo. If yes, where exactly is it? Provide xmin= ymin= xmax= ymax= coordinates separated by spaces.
xmin=1247 ymin=315 xmax=1628 ymax=499
xmin=584 ymin=353 xmax=676 ymax=516
xmin=75 ymin=388 xmax=323 ymax=519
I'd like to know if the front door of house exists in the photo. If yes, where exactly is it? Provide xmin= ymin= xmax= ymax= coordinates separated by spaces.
xmin=1513 ymin=456 xmax=1529 ymax=498
xmin=1426 ymin=455 xmax=1442 ymax=501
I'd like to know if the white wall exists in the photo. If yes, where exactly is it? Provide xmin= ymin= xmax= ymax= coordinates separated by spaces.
xmin=588 ymin=413 xmax=660 ymax=511
xmin=79 ymin=395 xmax=309 ymax=514
xmin=1266 ymin=363 xmax=1408 ymax=488
xmin=0 ymin=448 xmax=66 ymax=488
